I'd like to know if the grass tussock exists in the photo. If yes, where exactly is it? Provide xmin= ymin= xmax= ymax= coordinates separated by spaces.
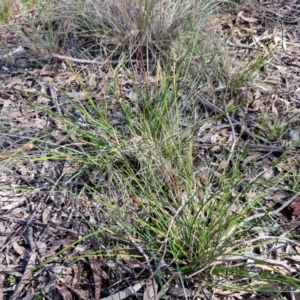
xmin=1 ymin=0 xmax=300 ymax=298
xmin=11 ymin=0 xmax=228 ymax=61
xmin=33 ymin=59 xmax=300 ymax=293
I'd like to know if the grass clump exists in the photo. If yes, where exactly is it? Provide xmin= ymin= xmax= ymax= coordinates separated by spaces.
xmin=11 ymin=0 xmax=227 ymax=62
xmin=31 ymin=56 xmax=300 ymax=295
xmin=65 ymin=0 xmax=212 ymax=58
xmin=1 ymin=0 xmax=300 ymax=298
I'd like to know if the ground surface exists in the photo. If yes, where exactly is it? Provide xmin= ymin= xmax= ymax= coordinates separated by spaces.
xmin=1 ymin=0 xmax=300 ymax=299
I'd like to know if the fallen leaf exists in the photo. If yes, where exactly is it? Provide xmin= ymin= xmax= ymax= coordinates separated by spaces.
xmin=12 ymin=241 xmax=28 ymax=259
xmin=88 ymin=257 xmax=102 ymax=300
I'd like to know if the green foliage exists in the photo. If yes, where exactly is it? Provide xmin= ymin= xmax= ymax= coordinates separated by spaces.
xmin=0 ymin=0 xmax=13 ymax=24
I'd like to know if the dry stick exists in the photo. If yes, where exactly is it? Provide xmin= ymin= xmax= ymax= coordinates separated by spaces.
xmin=201 ymin=99 xmax=269 ymax=144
